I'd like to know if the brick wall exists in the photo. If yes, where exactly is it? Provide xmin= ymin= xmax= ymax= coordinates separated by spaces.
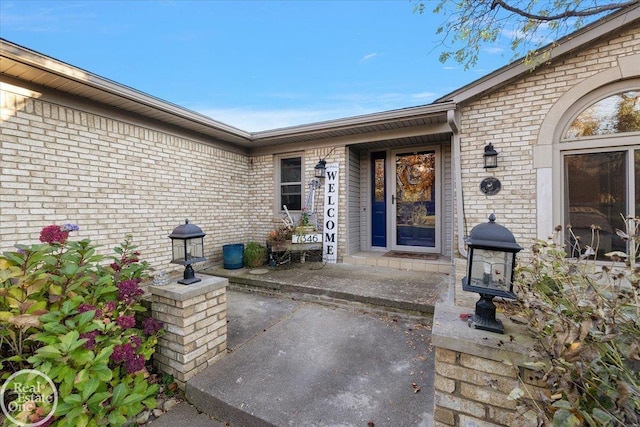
xmin=453 ymin=25 xmax=640 ymax=284
xmin=1 ymin=83 xmax=250 ymax=273
xmin=459 ymin=26 xmax=638 ymax=246
xmin=1 ymin=80 xmax=354 ymax=267
xmin=149 ymin=276 xmax=228 ymax=388
xmin=433 ymin=305 xmax=548 ymax=427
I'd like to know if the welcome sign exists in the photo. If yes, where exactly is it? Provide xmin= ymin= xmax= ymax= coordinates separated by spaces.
xmin=323 ymin=163 xmax=339 ymax=263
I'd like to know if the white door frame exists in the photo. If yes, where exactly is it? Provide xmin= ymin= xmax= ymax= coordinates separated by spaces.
xmin=389 ymin=146 xmax=442 ymax=253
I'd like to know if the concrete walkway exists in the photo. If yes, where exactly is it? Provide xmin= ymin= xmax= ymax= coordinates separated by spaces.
xmin=150 ymin=262 xmax=451 ymax=427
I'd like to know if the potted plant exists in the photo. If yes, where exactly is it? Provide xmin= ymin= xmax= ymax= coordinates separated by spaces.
xmin=244 ymin=241 xmax=267 ymax=268
xmin=296 ymin=208 xmax=315 ymax=234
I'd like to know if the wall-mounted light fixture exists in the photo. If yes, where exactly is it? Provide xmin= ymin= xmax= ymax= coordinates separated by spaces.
xmin=483 ymin=143 xmax=498 ymax=169
xmin=314 ymin=159 xmax=327 ymax=179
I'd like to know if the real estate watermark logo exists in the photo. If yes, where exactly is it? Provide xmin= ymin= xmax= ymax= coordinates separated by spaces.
xmin=1 ymin=369 xmax=58 ymax=427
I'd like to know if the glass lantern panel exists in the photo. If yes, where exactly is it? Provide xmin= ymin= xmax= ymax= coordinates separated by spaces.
xmin=468 ymin=248 xmax=514 ymax=292
xmin=484 ymin=155 xmax=498 ymax=169
xmin=172 ymin=240 xmax=186 ymax=263
xmin=188 ymin=238 xmax=204 ymax=259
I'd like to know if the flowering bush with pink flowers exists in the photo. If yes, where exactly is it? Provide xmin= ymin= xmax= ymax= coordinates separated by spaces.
xmin=38 ymin=223 xmax=80 ymax=245
xmin=0 ymin=227 xmax=163 ymax=426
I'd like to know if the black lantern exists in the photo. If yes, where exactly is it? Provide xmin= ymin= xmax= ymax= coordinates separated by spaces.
xmin=314 ymin=159 xmax=326 ymax=179
xmin=169 ymin=219 xmax=206 ymax=285
xmin=483 ymin=143 xmax=498 ymax=169
xmin=463 ymin=213 xmax=522 ymax=333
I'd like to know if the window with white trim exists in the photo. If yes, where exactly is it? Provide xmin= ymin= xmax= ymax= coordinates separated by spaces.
xmin=278 ymin=156 xmax=302 ymax=211
xmin=560 ymin=88 xmax=640 ymax=259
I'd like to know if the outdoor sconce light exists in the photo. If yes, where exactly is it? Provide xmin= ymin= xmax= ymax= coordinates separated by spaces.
xmin=483 ymin=143 xmax=498 ymax=169
xmin=169 ymin=219 xmax=206 ymax=285
xmin=314 ymin=159 xmax=327 ymax=179
xmin=463 ymin=213 xmax=522 ymax=334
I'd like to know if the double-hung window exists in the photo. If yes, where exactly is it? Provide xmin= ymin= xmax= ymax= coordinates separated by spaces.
xmin=278 ymin=156 xmax=302 ymax=211
xmin=560 ymin=88 xmax=640 ymax=260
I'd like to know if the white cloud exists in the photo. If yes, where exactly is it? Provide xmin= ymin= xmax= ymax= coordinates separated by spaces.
xmin=411 ymin=92 xmax=437 ymax=101
xmin=196 ymin=91 xmax=441 ymax=132
xmin=196 ymin=107 xmax=376 ymax=132
xmin=359 ymin=53 xmax=379 ymax=64
xmin=193 ymin=89 xmax=441 ymax=132
xmin=501 ymin=23 xmax=553 ymax=45
xmin=0 ymin=2 xmax=95 ymax=33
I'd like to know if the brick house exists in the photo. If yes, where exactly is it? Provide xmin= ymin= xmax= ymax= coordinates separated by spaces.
xmin=1 ymin=6 xmax=638 ymax=298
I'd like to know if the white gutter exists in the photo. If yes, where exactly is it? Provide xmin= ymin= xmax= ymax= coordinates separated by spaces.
xmin=448 ymin=109 xmax=467 ymax=258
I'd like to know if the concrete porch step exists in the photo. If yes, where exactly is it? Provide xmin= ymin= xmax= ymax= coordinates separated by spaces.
xmin=200 ymin=262 xmax=452 ymax=318
xmin=343 ymin=252 xmax=451 ymax=274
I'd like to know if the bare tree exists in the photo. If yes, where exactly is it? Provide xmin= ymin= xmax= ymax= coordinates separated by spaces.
xmin=414 ymin=0 xmax=639 ymax=69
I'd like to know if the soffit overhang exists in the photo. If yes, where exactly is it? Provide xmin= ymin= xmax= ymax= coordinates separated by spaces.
xmin=0 ymin=38 xmax=455 ymax=151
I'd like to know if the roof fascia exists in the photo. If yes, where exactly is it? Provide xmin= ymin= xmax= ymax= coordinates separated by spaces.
xmin=435 ymin=4 xmax=640 ymax=104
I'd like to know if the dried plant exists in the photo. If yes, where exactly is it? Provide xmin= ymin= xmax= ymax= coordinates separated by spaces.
xmin=510 ymin=218 xmax=640 ymax=426
xmin=266 ymin=224 xmax=294 ymax=246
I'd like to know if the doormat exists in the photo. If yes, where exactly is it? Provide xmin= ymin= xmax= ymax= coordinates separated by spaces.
xmin=383 ymin=252 xmax=438 ymax=261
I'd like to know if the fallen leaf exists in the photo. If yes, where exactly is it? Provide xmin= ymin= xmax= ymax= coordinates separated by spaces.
xmin=459 ymin=313 xmax=473 ymax=320
xmin=411 ymin=382 xmax=421 ymax=393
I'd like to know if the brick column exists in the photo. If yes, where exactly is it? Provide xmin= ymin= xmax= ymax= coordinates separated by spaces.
xmin=148 ymin=275 xmax=228 ymax=389
xmin=432 ymin=304 xmax=548 ymax=427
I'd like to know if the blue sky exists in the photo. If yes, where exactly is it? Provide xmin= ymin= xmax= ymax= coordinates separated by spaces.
xmin=0 ymin=1 xmax=511 ymax=131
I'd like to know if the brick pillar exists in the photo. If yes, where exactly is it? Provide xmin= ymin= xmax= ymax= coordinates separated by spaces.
xmin=432 ymin=304 xmax=548 ymax=427
xmin=148 ymin=275 xmax=228 ymax=389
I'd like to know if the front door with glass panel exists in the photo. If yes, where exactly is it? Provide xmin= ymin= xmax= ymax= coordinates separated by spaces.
xmin=391 ymin=149 xmax=439 ymax=252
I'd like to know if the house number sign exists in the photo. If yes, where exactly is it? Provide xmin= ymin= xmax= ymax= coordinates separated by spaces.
xmin=480 ymin=177 xmax=501 ymax=195
xmin=292 ymin=234 xmax=322 ymax=244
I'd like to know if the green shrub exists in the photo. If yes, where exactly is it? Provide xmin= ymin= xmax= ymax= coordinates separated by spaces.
xmin=0 ymin=226 xmax=163 ymax=426
xmin=511 ymin=219 xmax=639 ymax=427
xmin=244 ymin=241 xmax=267 ymax=268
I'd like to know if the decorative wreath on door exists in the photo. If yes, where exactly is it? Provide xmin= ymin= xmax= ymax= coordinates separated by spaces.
xmin=396 ymin=154 xmax=435 ymax=201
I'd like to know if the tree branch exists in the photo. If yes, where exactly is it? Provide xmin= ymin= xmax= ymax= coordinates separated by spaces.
xmin=491 ymin=0 xmax=640 ymax=21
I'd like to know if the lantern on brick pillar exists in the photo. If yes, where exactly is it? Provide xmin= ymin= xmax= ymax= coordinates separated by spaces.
xmin=463 ymin=213 xmax=522 ymax=334
xmin=169 ymin=219 xmax=206 ymax=285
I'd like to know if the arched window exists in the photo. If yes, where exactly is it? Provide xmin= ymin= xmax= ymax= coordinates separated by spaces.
xmin=559 ymin=87 xmax=640 ymax=260
xmin=566 ymin=91 xmax=640 ymax=138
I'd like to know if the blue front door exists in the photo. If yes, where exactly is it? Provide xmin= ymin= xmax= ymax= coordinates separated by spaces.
xmin=371 ymin=151 xmax=386 ymax=247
